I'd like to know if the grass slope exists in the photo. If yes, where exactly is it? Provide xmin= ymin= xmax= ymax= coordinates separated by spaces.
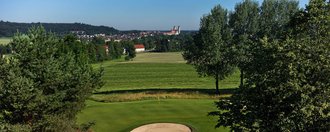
xmin=77 ymin=99 xmax=228 ymax=132
xmin=125 ymin=52 xmax=186 ymax=63
xmin=79 ymin=52 xmax=238 ymax=132
xmin=97 ymin=52 xmax=240 ymax=92
xmin=0 ymin=38 xmax=11 ymax=45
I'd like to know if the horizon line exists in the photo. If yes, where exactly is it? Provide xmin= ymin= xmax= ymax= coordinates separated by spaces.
xmin=1 ymin=20 xmax=199 ymax=31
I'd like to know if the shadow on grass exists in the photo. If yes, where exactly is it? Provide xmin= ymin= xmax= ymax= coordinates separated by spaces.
xmin=94 ymin=88 xmax=238 ymax=95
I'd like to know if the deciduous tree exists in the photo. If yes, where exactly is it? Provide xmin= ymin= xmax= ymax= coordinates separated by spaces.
xmin=183 ymin=5 xmax=234 ymax=94
xmin=258 ymin=0 xmax=299 ymax=39
xmin=0 ymin=26 xmax=103 ymax=131
xmin=122 ymin=41 xmax=136 ymax=60
xmin=229 ymin=0 xmax=259 ymax=87
xmin=210 ymin=1 xmax=329 ymax=131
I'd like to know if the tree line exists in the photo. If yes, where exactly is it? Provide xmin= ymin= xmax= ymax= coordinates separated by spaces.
xmin=0 ymin=21 xmax=119 ymax=37
xmin=133 ymin=33 xmax=194 ymax=52
xmin=0 ymin=26 xmax=137 ymax=131
xmin=0 ymin=34 xmax=137 ymax=63
xmin=89 ymin=37 xmax=136 ymax=62
xmin=184 ymin=0 xmax=329 ymax=131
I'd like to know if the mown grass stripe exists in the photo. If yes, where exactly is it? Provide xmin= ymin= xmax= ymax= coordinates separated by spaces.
xmin=99 ymin=63 xmax=240 ymax=91
xmin=78 ymin=99 xmax=228 ymax=132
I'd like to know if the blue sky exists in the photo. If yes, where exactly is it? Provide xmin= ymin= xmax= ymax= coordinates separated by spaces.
xmin=0 ymin=0 xmax=309 ymax=30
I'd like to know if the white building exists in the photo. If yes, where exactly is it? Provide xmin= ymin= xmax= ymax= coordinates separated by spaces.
xmin=134 ymin=44 xmax=145 ymax=52
xmin=163 ymin=26 xmax=181 ymax=36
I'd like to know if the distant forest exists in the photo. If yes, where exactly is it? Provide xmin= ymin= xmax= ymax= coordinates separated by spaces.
xmin=0 ymin=21 xmax=119 ymax=37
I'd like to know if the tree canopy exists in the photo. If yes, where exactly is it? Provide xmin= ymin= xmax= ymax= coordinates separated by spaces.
xmin=0 ymin=26 xmax=103 ymax=131
xmin=0 ymin=21 xmax=119 ymax=37
xmin=183 ymin=5 xmax=234 ymax=94
xmin=258 ymin=0 xmax=299 ymax=39
xmin=122 ymin=41 xmax=136 ymax=60
xmin=229 ymin=0 xmax=259 ymax=86
xmin=210 ymin=0 xmax=330 ymax=131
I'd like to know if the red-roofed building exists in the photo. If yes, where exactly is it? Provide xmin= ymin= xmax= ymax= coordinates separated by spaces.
xmin=134 ymin=44 xmax=145 ymax=52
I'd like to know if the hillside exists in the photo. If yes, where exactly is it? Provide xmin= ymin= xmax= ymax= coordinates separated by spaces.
xmin=0 ymin=21 xmax=119 ymax=37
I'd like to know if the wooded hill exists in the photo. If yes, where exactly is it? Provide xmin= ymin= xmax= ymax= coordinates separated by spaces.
xmin=0 ymin=21 xmax=119 ymax=37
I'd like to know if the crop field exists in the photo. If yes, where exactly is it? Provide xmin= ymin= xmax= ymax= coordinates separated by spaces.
xmin=79 ymin=52 xmax=239 ymax=131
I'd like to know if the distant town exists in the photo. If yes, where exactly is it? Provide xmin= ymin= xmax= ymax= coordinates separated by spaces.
xmin=0 ymin=0 xmax=328 ymax=132
xmin=71 ymin=26 xmax=181 ymax=42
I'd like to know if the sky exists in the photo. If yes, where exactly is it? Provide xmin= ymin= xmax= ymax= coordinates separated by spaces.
xmin=0 ymin=0 xmax=309 ymax=30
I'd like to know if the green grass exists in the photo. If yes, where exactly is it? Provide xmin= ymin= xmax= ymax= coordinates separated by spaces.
xmin=127 ymin=52 xmax=186 ymax=63
xmin=77 ymin=99 xmax=229 ymax=132
xmin=0 ymin=37 xmax=11 ymax=45
xmin=97 ymin=52 xmax=240 ymax=92
xmin=80 ymin=52 xmax=238 ymax=131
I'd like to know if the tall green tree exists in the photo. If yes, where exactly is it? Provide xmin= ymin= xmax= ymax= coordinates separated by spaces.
xmin=156 ymin=38 xmax=170 ymax=52
xmin=107 ymin=41 xmax=117 ymax=59
xmin=91 ymin=36 xmax=108 ymax=62
xmin=0 ymin=26 xmax=103 ymax=131
xmin=258 ymin=0 xmax=299 ymax=39
xmin=95 ymin=45 xmax=107 ymax=61
xmin=229 ymin=0 xmax=259 ymax=87
xmin=122 ymin=41 xmax=136 ymax=60
xmin=91 ymin=36 xmax=105 ymax=45
xmin=86 ymin=42 xmax=97 ymax=63
xmin=210 ymin=1 xmax=330 ymax=131
xmin=113 ymin=42 xmax=123 ymax=59
xmin=183 ymin=5 xmax=234 ymax=94
xmin=107 ymin=41 xmax=123 ymax=60
xmin=289 ymin=0 xmax=330 ymax=39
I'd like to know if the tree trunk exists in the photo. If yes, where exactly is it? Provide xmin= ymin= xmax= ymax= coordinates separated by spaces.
xmin=240 ymin=69 xmax=244 ymax=88
xmin=215 ymin=75 xmax=220 ymax=95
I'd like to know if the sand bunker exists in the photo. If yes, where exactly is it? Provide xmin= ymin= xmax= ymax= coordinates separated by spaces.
xmin=131 ymin=123 xmax=192 ymax=132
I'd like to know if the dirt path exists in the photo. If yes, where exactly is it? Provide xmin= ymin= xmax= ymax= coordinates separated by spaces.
xmin=130 ymin=123 xmax=191 ymax=132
